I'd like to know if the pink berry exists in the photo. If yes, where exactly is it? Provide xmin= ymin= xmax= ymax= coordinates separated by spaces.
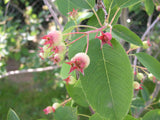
xmin=66 ymin=53 xmax=90 ymax=75
xmin=41 ymin=31 xmax=62 ymax=47
xmin=50 ymin=54 xmax=63 ymax=64
xmin=156 ymin=6 xmax=160 ymax=12
xmin=43 ymin=106 xmax=54 ymax=115
xmin=52 ymin=42 xmax=66 ymax=54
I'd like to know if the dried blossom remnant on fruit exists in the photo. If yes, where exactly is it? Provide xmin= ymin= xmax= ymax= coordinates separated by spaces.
xmin=133 ymin=81 xmax=143 ymax=90
xmin=41 ymin=31 xmax=62 ymax=47
xmin=96 ymin=31 xmax=112 ymax=48
xmin=68 ymin=8 xmax=78 ymax=19
xmin=64 ymin=75 xmax=76 ymax=85
xmin=52 ymin=42 xmax=66 ymax=54
xmin=66 ymin=53 xmax=90 ymax=75
xmin=50 ymin=54 xmax=64 ymax=64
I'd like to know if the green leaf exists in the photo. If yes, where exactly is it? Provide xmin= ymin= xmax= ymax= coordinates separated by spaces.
xmin=132 ymin=97 xmax=145 ymax=108
xmin=7 ymin=108 xmax=20 ymax=120
xmin=54 ymin=106 xmax=78 ymax=120
xmin=70 ymin=0 xmax=95 ymax=9
xmin=89 ymin=113 xmax=107 ymax=120
xmin=142 ymin=109 xmax=160 ymax=120
xmin=60 ymin=63 xmax=88 ymax=107
xmin=66 ymin=80 xmax=89 ymax=107
xmin=108 ymin=5 xmax=122 ymax=25
xmin=104 ymin=0 xmax=122 ymax=25
xmin=141 ymin=86 xmax=150 ymax=101
xmin=87 ymin=9 xmax=105 ymax=28
xmin=136 ymin=52 xmax=160 ymax=80
xmin=77 ymin=12 xmax=93 ymax=24
xmin=123 ymin=115 xmax=139 ymax=120
xmin=144 ymin=0 xmax=154 ymax=16
xmin=104 ymin=0 xmax=116 ymax=9
xmin=63 ymin=20 xmax=76 ymax=40
xmin=80 ymin=39 xmax=133 ymax=120
xmin=131 ymin=98 xmax=145 ymax=115
xmin=120 ymin=0 xmax=141 ymax=8
xmin=56 ymin=0 xmax=78 ymax=16
xmin=112 ymin=24 xmax=143 ymax=46
xmin=60 ymin=63 xmax=70 ymax=79
xmin=114 ymin=0 xmax=141 ymax=8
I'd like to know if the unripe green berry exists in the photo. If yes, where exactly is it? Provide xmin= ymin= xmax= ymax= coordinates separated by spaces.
xmin=133 ymin=81 xmax=140 ymax=90
xmin=148 ymin=73 xmax=156 ymax=81
xmin=137 ymin=73 xmax=144 ymax=80
xmin=143 ymin=41 xmax=149 ymax=49
xmin=69 ymin=76 xmax=76 ymax=85
xmin=52 ymin=103 xmax=60 ymax=110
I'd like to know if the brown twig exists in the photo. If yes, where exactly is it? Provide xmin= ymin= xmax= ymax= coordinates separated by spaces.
xmin=43 ymin=0 xmax=63 ymax=31
xmin=60 ymin=97 xmax=72 ymax=106
xmin=0 ymin=65 xmax=60 ymax=79
xmin=10 ymin=1 xmax=24 ymax=14
xmin=133 ymin=16 xmax=160 ymax=73
xmin=96 ymin=0 xmax=107 ymax=19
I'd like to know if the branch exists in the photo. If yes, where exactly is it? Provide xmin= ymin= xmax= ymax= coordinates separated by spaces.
xmin=43 ymin=0 xmax=63 ymax=31
xmin=10 ymin=1 xmax=24 ymax=14
xmin=135 ymin=82 xmax=160 ymax=118
xmin=96 ymin=0 xmax=107 ymax=19
xmin=0 ymin=65 xmax=60 ymax=79
xmin=133 ymin=16 xmax=160 ymax=73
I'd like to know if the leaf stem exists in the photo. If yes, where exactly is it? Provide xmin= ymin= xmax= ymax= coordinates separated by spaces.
xmin=85 ymin=34 xmax=89 ymax=54
xmin=76 ymin=25 xmax=98 ymax=29
xmin=126 ymin=48 xmax=139 ymax=54
xmin=78 ymin=114 xmax=90 ymax=118
xmin=132 ymin=65 xmax=147 ymax=70
xmin=109 ymin=7 xmax=120 ymax=25
xmin=92 ymin=8 xmax=103 ymax=26
xmin=63 ymin=32 xmax=86 ymax=36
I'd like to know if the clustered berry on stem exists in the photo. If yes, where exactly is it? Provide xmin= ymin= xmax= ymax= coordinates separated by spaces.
xmin=39 ymin=31 xmax=66 ymax=65
xmin=42 ymin=7 xmax=115 ymax=115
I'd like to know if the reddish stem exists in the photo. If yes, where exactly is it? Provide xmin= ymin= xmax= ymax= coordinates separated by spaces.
xmin=63 ymin=32 xmax=86 ymax=36
xmin=66 ymin=25 xmax=108 ymax=46
xmin=67 ymin=34 xmax=87 ymax=46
